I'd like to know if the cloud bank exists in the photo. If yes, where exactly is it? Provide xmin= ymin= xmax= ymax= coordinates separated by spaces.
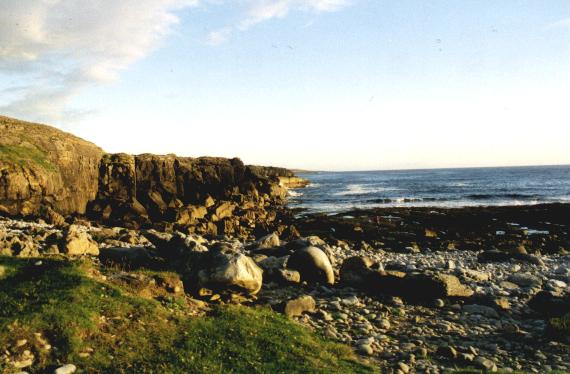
xmin=0 ymin=0 xmax=352 ymax=122
xmin=0 ymin=0 xmax=198 ymax=122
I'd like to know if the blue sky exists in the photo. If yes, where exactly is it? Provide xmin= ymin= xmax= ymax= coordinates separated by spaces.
xmin=1 ymin=0 xmax=570 ymax=170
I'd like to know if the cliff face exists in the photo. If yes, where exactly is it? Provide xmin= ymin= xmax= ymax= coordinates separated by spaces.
xmin=0 ymin=116 xmax=103 ymax=217
xmin=0 ymin=116 xmax=297 ymax=238
xmin=248 ymin=165 xmax=310 ymax=188
xmin=88 ymin=153 xmax=289 ymax=237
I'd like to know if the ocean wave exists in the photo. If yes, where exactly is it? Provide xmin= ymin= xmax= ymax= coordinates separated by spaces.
xmin=447 ymin=182 xmax=471 ymax=187
xmin=333 ymin=184 xmax=401 ymax=196
xmin=288 ymin=190 xmax=303 ymax=197
xmin=368 ymin=197 xmax=447 ymax=204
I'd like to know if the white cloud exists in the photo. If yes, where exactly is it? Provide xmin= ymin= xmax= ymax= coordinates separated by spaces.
xmin=0 ymin=0 xmax=353 ymax=122
xmin=241 ymin=0 xmax=350 ymax=28
xmin=0 ymin=0 xmax=198 ymax=122
xmin=205 ymin=0 xmax=352 ymax=45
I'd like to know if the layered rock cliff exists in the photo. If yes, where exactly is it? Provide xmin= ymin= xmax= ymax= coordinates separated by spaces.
xmin=0 ymin=115 xmax=103 ymax=218
xmin=0 ymin=115 xmax=302 ymax=239
xmin=88 ymin=153 xmax=290 ymax=237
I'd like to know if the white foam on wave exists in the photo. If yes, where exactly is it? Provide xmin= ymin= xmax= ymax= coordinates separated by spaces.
xmin=447 ymin=182 xmax=471 ymax=187
xmin=334 ymin=184 xmax=401 ymax=196
xmin=288 ymin=190 xmax=303 ymax=197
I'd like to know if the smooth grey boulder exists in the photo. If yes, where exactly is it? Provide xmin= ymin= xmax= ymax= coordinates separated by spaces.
xmin=287 ymin=246 xmax=334 ymax=285
xmin=197 ymin=249 xmax=263 ymax=295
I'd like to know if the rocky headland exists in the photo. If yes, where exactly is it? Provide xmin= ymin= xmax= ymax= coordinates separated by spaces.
xmin=1 ymin=115 xmax=569 ymax=373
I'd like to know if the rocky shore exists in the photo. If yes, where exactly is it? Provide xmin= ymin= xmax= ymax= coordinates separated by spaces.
xmin=1 ymin=115 xmax=569 ymax=373
xmin=0 ymin=115 xmax=306 ymax=240
xmin=1 ymin=202 xmax=569 ymax=373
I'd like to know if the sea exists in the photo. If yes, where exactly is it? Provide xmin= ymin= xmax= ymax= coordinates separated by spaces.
xmin=288 ymin=165 xmax=570 ymax=214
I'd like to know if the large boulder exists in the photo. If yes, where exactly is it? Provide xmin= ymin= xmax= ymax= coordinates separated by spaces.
xmin=403 ymin=274 xmax=474 ymax=300
xmin=528 ymin=291 xmax=570 ymax=318
xmin=339 ymin=256 xmax=473 ymax=301
xmin=61 ymin=225 xmax=99 ymax=256
xmin=478 ymin=250 xmax=545 ymax=266
xmin=196 ymin=248 xmax=263 ymax=295
xmin=287 ymin=246 xmax=335 ymax=285
xmin=0 ymin=116 xmax=103 ymax=217
xmin=340 ymin=256 xmax=377 ymax=288
xmin=255 ymin=232 xmax=281 ymax=249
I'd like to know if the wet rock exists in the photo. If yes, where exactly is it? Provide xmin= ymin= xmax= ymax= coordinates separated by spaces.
xmin=287 ymin=246 xmax=334 ymax=285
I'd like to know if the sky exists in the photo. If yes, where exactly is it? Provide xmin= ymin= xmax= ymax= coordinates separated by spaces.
xmin=1 ymin=0 xmax=570 ymax=171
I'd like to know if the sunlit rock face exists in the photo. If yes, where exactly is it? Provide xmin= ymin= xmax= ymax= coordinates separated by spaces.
xmin=1 ymin=115 xmax=295 ymax=238
xmin=0 ymin=115 xmax=103 ymax=218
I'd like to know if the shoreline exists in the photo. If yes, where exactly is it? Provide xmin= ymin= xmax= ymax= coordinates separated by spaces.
xmin=291 ymin=203 xmax=570 ymax=256
xmin=1 ymin=202 xmax=569 ymax=372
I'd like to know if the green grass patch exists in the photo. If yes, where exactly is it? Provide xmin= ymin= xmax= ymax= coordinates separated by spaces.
xmin=0 ymin=257 xmax=374 ymax=373
xmin=0 ymin=144 xmax=56 ymax=171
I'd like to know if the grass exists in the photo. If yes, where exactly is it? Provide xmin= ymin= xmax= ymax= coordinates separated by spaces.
xmin=0 ymin=144 xmax=56 ymax=171
xmin=0 ymin=256 xmax=374 ymax=373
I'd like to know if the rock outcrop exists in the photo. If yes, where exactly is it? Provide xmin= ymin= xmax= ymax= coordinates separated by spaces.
xmin=248 ymin=165 xmax=310 ymax=188
xmin=0 ymin=116 xmax=103 ymax=218
xmin=88 ymin=153 xmax=290 ymax=237
xmin=1 ymin=115 xmax=301 ymax=239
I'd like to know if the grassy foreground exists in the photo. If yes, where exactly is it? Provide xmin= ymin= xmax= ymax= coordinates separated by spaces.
xmin=0 ymin=257 xmax=374 ymax=373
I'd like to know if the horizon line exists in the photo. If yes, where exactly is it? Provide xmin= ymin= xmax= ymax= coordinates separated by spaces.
xmin=292 ymin=163 xmax=570 ymax=174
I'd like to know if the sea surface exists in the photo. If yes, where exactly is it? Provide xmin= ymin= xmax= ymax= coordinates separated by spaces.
xmin=288 ymin=165 xmax=570 ymax=213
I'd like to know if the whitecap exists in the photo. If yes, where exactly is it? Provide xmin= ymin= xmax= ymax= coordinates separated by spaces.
xmin=288 ymin=190 xmax=303 ymax=197
xmin=333 ymin=184 xmax=401 ymax=196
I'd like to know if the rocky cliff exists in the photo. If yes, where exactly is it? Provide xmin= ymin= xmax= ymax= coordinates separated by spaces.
xmin=0 ymin=116 xmax=103 ymax=218
xmin=88 ymin=153 xmax=291 ymax=237
xmin=0 ymin=115 xmax=301 ymax=239
xmin=248 ymin=165 xmax=310 ymax=188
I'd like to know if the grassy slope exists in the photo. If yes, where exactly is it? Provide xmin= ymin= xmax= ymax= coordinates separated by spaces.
xmin=0 ymin=144 xmax=56 ymax=171
xmin=0 ymin=257 xmax=375 ymax=373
